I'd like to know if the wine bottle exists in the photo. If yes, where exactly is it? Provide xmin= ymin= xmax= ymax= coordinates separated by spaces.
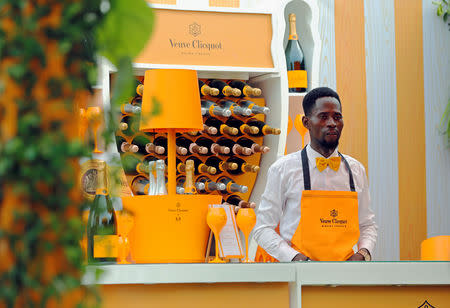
xmin=196 ymin=137 xmax=230 ymax=155
xmin=154 ymin=160 xmax=167 ymax=195
xmin=236 ymin=137 xmax=270 ymax=154
xmin=216 ymin=99 xmax=252 ymax=117
xmin=87 ymin=161 xmax=117 ymax=264
xmin=225 ymin=195 xmax=256 ymax=213
xmin=196 ymin=176 xmax=226 ymax=193
xmin=119 ymin=116 xmax=139 ymax=136
xmin=205 ymin=156 xmax=238 ymax=173
xmin=225 ymin=117 xmax=259 ymax=136
xmin=201 ymin=100 xmax=232 ymax=118
xmin=204 ymin=117 xmax=238 ymax=137
xmin=130 ymin=95 xmax=142 ymax=107
xmin=177 ymin=156 xmax=216 ymax=175
xmin=131 ymin=134 xmax=152 ymax=154
xmin=176 ymin=136 xmax=208 ymax=155
xmin=131 ymin=175 xmax=149 ymax=195
xmin=227 ymin=80 xmax=262 ymax=97
xmin=217 ymin=176 xmax=248 ymax=194
xmin=136 ymin=83 xmax=144 ymax=96
xmin=120 ymin=103 xmax=141 ymax=115
xmin=238 ymin=100 xmax=270 ymax=115
xmin=246 ymin=119 xmax=281 ymax=136
xmin=198 ymin=80 xmax=219 ymax=97
xmin=116 ymin=136 xmax=138 ymax=153
xmin=285 ymin=13 xmax=307 ymax=93
xmin=216 ymin=137 xmax=252 ymax=156
xmin=121 ymin=154 xmax=142 ymax=175
xmin=226 ymin=157 xmax=260 ymax=175
xmin=184 ymin=160 xmax=197 ymax=194
xmin=207 ymin=79 xmax=241 ymax=97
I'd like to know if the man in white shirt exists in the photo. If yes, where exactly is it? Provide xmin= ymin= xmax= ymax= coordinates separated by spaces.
xmin=253 ymin=87 xmax=377 ymax=262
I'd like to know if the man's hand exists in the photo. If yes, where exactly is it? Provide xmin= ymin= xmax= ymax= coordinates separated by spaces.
xmin=292 ymin=253 xmax=309 ymax=261
xmin=346 ymin=252 xmax=365 ymax=261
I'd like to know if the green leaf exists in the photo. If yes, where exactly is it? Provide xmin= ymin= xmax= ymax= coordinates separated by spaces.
xmin=96 ymin=0 xmax=154 ymax=66
xmin=110 ymin=57 xmax=135 ymax=107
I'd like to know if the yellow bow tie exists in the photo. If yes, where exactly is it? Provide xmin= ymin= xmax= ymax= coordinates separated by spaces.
xmin=316 ymin=157 xmax=341 ymax=172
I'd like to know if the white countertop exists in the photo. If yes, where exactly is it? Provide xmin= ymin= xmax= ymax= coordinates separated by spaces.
xmin=83 ymin=262 xmax=450 ymax=286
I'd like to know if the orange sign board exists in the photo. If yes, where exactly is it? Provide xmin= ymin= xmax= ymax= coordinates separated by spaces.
xmin=135 ymin=9 xmax=274 ymax=68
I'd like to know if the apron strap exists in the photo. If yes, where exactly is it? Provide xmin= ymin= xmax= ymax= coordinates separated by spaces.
xmin=301 ymin=147 xmax=311 ymax=190
xmin=338 ymin=152 xmax=356 ymax=192
xmin=301 ymin=146 xmax=356 ymax=192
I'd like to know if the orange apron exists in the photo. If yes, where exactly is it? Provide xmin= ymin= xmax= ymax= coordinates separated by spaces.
xmin=256 ymin=147 xmax=359 ymax=262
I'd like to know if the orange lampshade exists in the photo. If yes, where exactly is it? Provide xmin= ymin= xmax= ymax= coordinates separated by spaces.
xmin=140 ymin=69 xmax=203 ymax=132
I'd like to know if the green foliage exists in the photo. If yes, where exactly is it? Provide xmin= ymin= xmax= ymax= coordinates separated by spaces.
xmin=440 ymin=100 xmax=450 ymax=147
xmin=0 ymin=0 xmax=154 ymax=307
xmin=433 ymin=0 xmax=450 ymax=28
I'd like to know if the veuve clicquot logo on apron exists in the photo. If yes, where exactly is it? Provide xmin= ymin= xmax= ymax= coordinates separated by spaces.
xmin=320 ymin=209 xmax=348 ymax=227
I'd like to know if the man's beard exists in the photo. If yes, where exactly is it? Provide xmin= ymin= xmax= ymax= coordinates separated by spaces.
xmin=318 ymin=138 xmax=339 ymax=150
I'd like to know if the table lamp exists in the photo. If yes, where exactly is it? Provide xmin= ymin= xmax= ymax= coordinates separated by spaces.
xmin=121 ymin=69 xmax=222 ymax=263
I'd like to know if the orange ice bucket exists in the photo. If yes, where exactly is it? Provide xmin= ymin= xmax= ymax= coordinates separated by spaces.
xmin=122 ymin=194 xmax=222 ymax=263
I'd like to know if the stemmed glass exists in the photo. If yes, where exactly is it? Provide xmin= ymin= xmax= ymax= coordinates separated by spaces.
xmin=86 ymin=107 xmax=102 ymax=154
xmin=236 ymin=208 xmax=256 ymax=263
xmin=117 ymin=210 xmax=135 ymax=264
xmin=294 ymin=114 xmax=308 ymax=148
xmin=206 ymin=207 xmax=227 ymax=263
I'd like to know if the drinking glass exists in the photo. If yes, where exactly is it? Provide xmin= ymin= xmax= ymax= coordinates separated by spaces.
xmin=206 ymin=207 xmax=227 ymax=263
xmin=236 ymin=208 xmax=256 ymax=263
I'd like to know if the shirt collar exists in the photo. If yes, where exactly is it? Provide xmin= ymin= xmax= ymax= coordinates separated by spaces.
xmin=305 ymin=144 xmax=339 ymax=170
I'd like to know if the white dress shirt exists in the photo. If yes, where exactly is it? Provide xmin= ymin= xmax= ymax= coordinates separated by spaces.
xmin=253 ymin=144 xmax=378 ymax=262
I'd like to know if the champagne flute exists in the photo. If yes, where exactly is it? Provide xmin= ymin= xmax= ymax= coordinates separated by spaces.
xmin=294 ymin=114 xmax=308 ymax=148
xmin=206 ymin=207 xmax=227 ymax=263
xmin=116 ymin=210 xmax=135 ymax=264
xmin=86 ymin=107 xmax=102 ymax=154
xmin=236 ymin=208 xmax=256 ymax=263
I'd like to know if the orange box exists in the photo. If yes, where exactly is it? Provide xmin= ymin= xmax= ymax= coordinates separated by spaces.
xmin=122 ymin=194 xmax=222 ymax=263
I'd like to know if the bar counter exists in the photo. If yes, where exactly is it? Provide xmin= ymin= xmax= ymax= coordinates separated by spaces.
xmin=83 ymin=262 xmax=450 ymax=307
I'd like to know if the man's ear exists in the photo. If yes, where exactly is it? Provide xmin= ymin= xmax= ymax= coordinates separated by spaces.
xmin=302 ymin=115 xmax=309 ymax=130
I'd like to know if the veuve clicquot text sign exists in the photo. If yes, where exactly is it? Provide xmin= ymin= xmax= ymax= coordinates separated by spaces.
xmin=135 ymin=9 xmax=274 ymax=68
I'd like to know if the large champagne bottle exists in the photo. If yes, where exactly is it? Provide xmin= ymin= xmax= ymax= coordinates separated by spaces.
xmin=198 ymin=80 xmax=219 ymax=97
xmin=246 ymin=119 xmax=281 ymax=136
xmin=204 ymin=117 xmax=238 ymax=136
xmin=285 ymin=13 xmax=307 ymax=93
xmin=216 ymin=99 xmax=252 ymax=117
xmin=201 ymin=100 xmax=232 ymax=118
xmin=207 ymin=79 xmax=241 ymax=97
xmin=87 ymin=161 xmax=117 ymax=264
xmin=238 ymin=100 xmax=270 ymax=115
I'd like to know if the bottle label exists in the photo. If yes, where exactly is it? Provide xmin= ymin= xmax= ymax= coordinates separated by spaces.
xmin=287 ymin=70 xmax=307 ymax=88
xmin=93 ymin=235 xmax=118 ymax=258
xmin=288 ymin=34 xmax=298 ymax=40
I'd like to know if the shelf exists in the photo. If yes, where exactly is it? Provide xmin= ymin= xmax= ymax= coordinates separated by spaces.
xmin=288 ymin=92 xmax=307 ymax=97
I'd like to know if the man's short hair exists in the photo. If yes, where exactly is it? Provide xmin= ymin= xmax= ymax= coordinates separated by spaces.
xmin=302 ymin=87 xmax=341 ymax=116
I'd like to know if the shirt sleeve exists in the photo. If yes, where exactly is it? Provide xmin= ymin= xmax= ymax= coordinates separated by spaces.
xmin=253 ymin=161 xmax=300 ymax=262
xmin=357 ymin=165 xmax=378 ymax=257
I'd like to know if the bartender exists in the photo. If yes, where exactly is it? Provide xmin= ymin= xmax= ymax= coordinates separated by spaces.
xmin=253 ymin=87 xmax=377 ymax=262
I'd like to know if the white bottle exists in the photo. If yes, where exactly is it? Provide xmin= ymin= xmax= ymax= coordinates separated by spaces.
xmin=147 ymin=161 xmax=157 ymax=196
xmin=155 ymin=160 xmax=167 ymax=195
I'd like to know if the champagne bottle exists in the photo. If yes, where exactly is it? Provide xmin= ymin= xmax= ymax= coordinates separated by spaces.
xmin=205 ymin=156 xmax=238 ymax=173
xmin=183 ymin=160 xmax=197 ymax=194
xmin=119 ymin=116 xmax=139 ymax=136
xmin=226 ymin=157 xmax=260 ymax=175
xmin=131 ymin=175 xmax=149 ymax=195
xmin=177 ymin=156 xmax=216 ymax=175
xmin=154 ymin=160 xmax=167 ymax=195
xmin=204 ymin=117 xmax=238 ymax=137
xmin=217 ymin=176 xmax=248 ymax=194
xmin=176 ymin=136 xmax=208 ymax=155
xmin=238 ymin=100 xmax=270 ymax=115
xmin=285 ymin=13 xmax=307 ymax=93
xmin=198 ymin=80 xmax=219 ymax=97
xmin=136 ymin=83 xmax=144 ymax=96
xmin=87 ymin=161 xmax=117 ymax=264
xmin=207 ymin=79 xmax=241 ymax=97
xmin=131 ymin=134 xmax=152 ymax=154
xmin=120 ymin=103 xmax=141 ymax=115
xmin=201 ymin=100 xmax=232 ymax=118
xmin=227 ymin=80 xmax=262 ymax=97
xmin=196 ymin=176 xmax=226 ymax=193
xmin=225 ymin=117 xmax=259 ymax=136
xmin=176 ymin=176 xmax=194 ymax=194
xmin=236 ymin=137 xmax=270 ymax=154
xmin=196 ymin=137 xmax=230 ymax=155
xmin=246 ymin=119 xmax=281 ymax=136
xmin=130 ymin=95 xmax=142 ymax=107
xmin=146 ymin=161 xmax=157 ymax=196
xmin=116 ymin=136 xmax=138 ymax=153
xmin=225 ymin=195 xmax=256 ymax=213
xmin=121 ymin=154 xmax=142 ymax=175
xmin=216 ymin=99 xmax=252 ymax=117
xmin=216 ymin=137 xmax=252 ymax=156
